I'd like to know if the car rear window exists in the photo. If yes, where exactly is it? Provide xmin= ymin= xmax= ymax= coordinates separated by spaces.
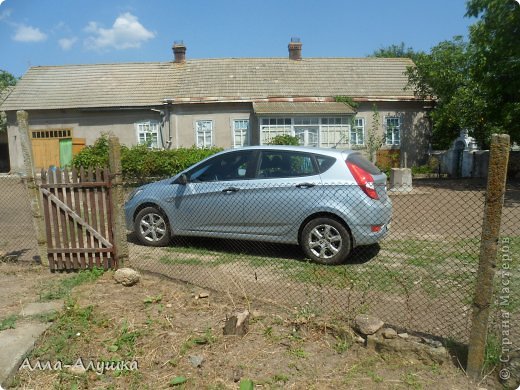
xmin=346 ymin=153 xmax=381 ymax=175
xmin=315 ymin=155 xmax=336 ymax=173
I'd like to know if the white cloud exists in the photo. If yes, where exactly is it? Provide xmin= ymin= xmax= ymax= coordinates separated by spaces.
xmin=84 ymin=12 xmax=155 ymax=51
xmin=59 ymin=37 xmax=77 ymax=50
xmin=13 ymin=24 xmax=47 ymax=42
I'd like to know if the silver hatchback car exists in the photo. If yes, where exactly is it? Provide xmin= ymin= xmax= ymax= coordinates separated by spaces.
xmin=124 ymin=146 xmax=392 ymax=264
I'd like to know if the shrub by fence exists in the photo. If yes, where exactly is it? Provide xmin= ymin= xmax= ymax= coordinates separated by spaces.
xmin=71 ymin=135 xmax=222 ymax=182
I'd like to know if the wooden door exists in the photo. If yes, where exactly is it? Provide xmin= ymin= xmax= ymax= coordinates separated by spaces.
xmin=32 ymin=139 xmax=60 ymax=169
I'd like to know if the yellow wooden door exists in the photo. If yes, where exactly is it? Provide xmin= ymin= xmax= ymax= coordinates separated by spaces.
xmin=32 ymin=139 xmax=60 ymax=169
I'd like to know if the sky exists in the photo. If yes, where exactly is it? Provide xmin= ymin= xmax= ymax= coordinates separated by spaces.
xmin=0 ymin=0 xmax=476 ymax=78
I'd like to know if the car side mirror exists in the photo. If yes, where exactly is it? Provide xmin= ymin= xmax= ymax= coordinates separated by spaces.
xmin=176 ymin=173 xmax=188 ymax=185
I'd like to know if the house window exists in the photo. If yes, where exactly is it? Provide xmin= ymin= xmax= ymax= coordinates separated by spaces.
xmin=259 ymin=116 xmax=352 ymax=148
xmin=233 ymin=119 xmax=250 ymax=148
xmin=196 ymin=120 xmax=213 ymax=148
xmin=385 ymin=117 xmax=401 ymax=146
xmin=136 ymin=120 xmax=160 ymax=148
xmin=259 ymin=118 xmax=292 ymax=144
xmin=320 ymin=117 xmax=349 ymax=148
xmin=351 ymin=118 xmax=365 ymax=145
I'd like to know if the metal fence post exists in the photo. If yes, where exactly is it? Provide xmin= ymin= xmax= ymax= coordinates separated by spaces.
xmin=108 ymin=135 xmax=129 ymax=268
xmin=17 ymin=110 xmax=48 ymax=266
xmin=467 ymin=134 xmax=510 ymax=380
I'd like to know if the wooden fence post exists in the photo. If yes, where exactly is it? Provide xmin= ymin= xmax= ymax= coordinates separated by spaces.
xmin=467 ymin=134 xmax=510 ymax=380
xmin=108 ymin=136 xmax=128 ymax=267
xmin=17 ymin=110 xmax=48 ymax=266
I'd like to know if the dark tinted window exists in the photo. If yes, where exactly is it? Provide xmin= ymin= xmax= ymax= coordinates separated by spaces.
xmin=187 ymin=151 xmax=253 ymax=182
xmin=315 ymin=155 xmax=336 ymax=173
xmin=257 ymin=151 xmax=317 ymax=178
xmin=346 ymin=153 xmax=381 ymax=174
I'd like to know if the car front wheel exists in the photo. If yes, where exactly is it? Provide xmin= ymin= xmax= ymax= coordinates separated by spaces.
xmin=301 ymin=217 xmax=351 ymax=265
xmin=134 ymin=206 xmax=171 ymax=247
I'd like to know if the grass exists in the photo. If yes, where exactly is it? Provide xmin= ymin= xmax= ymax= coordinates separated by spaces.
xmin=32 ymin=298 xmax=96 ymax=364
xmin=0 ymin=314 xmax=17 ymax=331
xmin=39 ymin=267 xmax=105 ymax=301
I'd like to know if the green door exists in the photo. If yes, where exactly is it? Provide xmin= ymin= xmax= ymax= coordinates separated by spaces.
xmin=59 ymin=138 xmax=73 ymax=168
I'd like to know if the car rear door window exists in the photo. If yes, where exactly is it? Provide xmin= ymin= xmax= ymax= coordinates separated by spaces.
xmin=257 ymin=151 xmax=317 ymax=178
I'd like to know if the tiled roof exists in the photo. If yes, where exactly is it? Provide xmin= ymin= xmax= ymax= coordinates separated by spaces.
xmin=2 ymin=57 xmax=417 ymax=111
xmin=253 ymin=102 xmax=356 ymax=115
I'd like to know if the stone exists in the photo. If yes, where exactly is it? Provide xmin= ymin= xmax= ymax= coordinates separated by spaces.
xmin=354 ymin=314 xmax=384 ymax=335
xmin=223 ymin=310 xmax=250 ymax=336
xmin=372 ymin=337 xmax=449 ymax=365
xmin=389 ymin=168 xmax=413 ymax=192
xmin=398 ymin=332 xmax=409 ymax=339
xmin=188 ymin=355 xmax=203 ymax=368
xmin=382 ymin=328 xmax=398 ymax=339
xmin=354 ymin=335 xmax=365 ymax=344
xmin=198 ymin=292 xmax=209 ymax=299
xmin=20 ymin=301 xmax=63 ymax=317
xmin=113 ymin=268 xmax=140 ymax=287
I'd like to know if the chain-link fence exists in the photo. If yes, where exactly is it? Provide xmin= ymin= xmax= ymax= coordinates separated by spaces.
xmin=121 ymin=177 xmax=519 ymax=345
xmin=0 ymin=172 xmax=517 ymax=348
xmin=0 ymin=175 xmax=39 ymax=263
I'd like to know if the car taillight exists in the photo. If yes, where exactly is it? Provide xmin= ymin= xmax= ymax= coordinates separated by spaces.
xmin=346 ymin=161 xmax=379 ymax=200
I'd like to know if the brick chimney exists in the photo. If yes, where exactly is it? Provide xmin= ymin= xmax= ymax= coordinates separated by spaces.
xmin=173 ymin=41 xmax=186 ymax=63
xmin=288 ymin=37 xmax=302 ymax=60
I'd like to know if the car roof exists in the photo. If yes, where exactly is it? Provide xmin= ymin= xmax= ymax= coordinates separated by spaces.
xmin=221 ymin=145 xmax=355 ymax=156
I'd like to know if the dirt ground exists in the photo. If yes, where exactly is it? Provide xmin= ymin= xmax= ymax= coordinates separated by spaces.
xmin=5 ymin=265 xmax=495 ymax=390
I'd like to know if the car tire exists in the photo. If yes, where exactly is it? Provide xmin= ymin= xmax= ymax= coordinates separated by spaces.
xmin=301 ymin=217 xmax=351 ymax=265
xmin=134 ymin=206 xmax=171 ymax=247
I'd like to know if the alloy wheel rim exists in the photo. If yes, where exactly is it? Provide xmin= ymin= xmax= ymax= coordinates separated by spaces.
xmin=140 ymin=213 xmax=166 ymax=242
xmin=308 ymin=224 xmax=342 ymax=259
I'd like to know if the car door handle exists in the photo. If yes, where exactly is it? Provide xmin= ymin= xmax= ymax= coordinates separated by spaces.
xmin=222 ymin=187 xmax=240 ymax=193
xmin=296 ymin=183 xmax=316 ymax=189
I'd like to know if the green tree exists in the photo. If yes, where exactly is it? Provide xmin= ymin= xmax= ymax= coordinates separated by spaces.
xmin=406 ymin=37 xmax=486 ymax=148
xmin=370 ymin=42 xmax=423 ymax=62
xmin=465 ymin=0 xmax=520 ymax=145
xmin=0 ymin=70 xmax=17 ymax=90
xmin=0 ymin=70 xmax=17 ymax=133
xmin=406 ymin=1 xmax=520 ymax=148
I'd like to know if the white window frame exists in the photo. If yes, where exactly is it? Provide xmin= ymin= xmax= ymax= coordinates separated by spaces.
xmin=232 ymin=119 xmax=250 ymax=148
xmin=385 ymin=116 xmax=401 ymax=146
xmin=259 ymin=116 xmax=351 ymax=148
xmin=195 ymin=120 xmax=213 ymax=148
xmin=350 ymin=118 xmax=365 ymax=146
xmin=135 ymin=120 xmax=160 ymax=148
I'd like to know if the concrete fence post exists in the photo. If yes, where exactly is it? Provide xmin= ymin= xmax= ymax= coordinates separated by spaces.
xmin=108 ymin=136 xmax=128 ymax=268
xmin=467 ymin=134 xmax=510 ymax=380
xmin=17 ymin=110 xmax=48 ymax=266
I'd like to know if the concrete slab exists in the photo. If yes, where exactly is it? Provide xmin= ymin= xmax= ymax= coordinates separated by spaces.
xmin=20 ymin=301 xmax=63 ymax=317
xmin=0 ymin=322 xmax=51 ymax=387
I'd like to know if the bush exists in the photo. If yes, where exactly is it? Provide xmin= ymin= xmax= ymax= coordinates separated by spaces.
xmin=268 ymin=135 xmax=300 ymax=146
xmin=71 ymin=135 xmax=222 ymax=180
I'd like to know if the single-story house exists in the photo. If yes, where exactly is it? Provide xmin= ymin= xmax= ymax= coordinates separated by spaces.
xmin=1 ymin=40 xmax=432 ymax=172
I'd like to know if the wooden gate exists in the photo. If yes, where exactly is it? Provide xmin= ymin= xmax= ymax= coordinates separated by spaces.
xmin=40 ymin=167 xmax=118 ymax=271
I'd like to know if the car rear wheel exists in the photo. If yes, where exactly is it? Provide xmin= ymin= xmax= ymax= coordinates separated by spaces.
xmin=301 ymin=217 xmax=351 ymax=265
xmin=134 ymin=207 xmax=171 ymax=247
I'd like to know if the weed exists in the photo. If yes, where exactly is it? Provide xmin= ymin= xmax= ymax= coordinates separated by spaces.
xmin=288 ymin=347 xmax=307 ymax=359
xmin=32 ymin=298 xmax=95 ymax=364
xmin=39 ymin=267 xmax=105 ymax=301
xmin=402 ymin=372 xmax=422 ymax=389
xmin=272 ymin=373 xmax=289 ymax=383
xmin=143 ymin=294 xmax=162 ymax=304
xmin=107 ymin=320 xmax=141 ymax=358
xmin=0 ymin=315 xmax=17 ymax=331
xmin=333 ymin=336 xmax=351 ymax=354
